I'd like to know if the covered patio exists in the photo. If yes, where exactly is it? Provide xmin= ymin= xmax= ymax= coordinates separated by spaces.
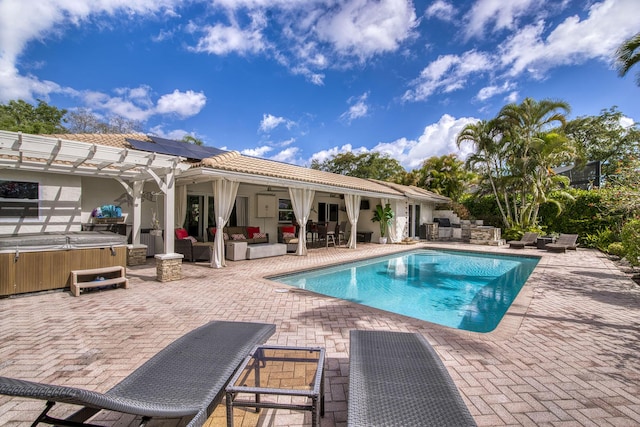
xmin=1 ymin=242 xmax=638 ymax=426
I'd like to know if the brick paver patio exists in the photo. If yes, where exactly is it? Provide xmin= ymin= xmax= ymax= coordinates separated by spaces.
xmin=0 ymin=242 xmax=638 ymax=426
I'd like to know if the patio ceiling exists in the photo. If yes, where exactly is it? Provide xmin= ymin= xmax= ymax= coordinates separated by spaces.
xmin=0 ymin=131 xmax=186 ymax=181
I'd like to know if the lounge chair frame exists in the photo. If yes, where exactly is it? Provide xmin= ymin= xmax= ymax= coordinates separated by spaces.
xmin=348 ymin=330 xmax=476 ymax=426
xmin=507 ymin=232 xmax=539 ymax=249
xmin=0 ymin=321 xmax=275 ymax=427
xmin=546 ymin=234 xmax=579 ymax=253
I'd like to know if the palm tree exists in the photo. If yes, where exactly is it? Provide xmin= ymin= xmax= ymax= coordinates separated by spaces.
xmin=457 ymin=119 xmax=512 ymax=227
xmin=497 ymin=98 xmax=571 ymax=227
xmin=616 ymin=32 xmax=640 ymax=86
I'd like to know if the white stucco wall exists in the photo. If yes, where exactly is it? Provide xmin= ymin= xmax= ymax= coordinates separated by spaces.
xmin=0 ymin=170 xmax=82 ymax=234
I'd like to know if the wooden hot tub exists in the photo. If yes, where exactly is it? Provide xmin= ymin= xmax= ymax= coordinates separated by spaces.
xmin=0 ymin=232 xmax=127 ymax=297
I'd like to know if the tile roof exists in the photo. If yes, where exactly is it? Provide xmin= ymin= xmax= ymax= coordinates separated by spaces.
xmin=199 ymin=152 xmax=405 ymax=196
xmin=41 ymin=134 xmax=449 ymax=202
xmin=368 ymin=179 xmax=451 ymax=203
xmin=46 ymin=133 xmax=150 ymax=149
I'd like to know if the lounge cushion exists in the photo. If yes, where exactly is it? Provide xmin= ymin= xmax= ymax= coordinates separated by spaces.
xmin=246 ymin=226 xmax=260 ymax=238
xmin=281 ymin=226 xmax=296 ymax=234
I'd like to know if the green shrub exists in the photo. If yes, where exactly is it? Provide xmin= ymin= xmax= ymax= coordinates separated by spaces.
xmin=539 ymin=188 xmax=623 ymax=246
xmin=582 ymin=229 xmax=617 ymax=251
xmin=621 ymin=220 xmax=640 ymax=266
xmin=461 ymin=194 xmax=503 ymax=228
xmin=607 ymin=242 xmax=626 ymax=257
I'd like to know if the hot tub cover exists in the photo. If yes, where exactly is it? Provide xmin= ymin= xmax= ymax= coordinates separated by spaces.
xmin=0 ymin=231 xmax=127 ymax=253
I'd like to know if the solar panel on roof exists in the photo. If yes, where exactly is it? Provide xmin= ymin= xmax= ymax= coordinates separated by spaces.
xmin=126 ymin=137 xmax=227 ymax=160
xmin=148 ymin=136 xmax=227 ymax=159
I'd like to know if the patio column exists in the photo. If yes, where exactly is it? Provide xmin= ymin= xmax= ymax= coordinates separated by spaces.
xmin=131 ymin=180 xmax=143 ymax=245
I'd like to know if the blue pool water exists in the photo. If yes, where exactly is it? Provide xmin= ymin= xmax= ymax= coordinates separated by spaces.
xmin=271 ymin=249 xmax=539 ymax=333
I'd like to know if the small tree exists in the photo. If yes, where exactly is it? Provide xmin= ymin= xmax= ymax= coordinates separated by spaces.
xmin=372 ymin=204 xmax=394 ymax=238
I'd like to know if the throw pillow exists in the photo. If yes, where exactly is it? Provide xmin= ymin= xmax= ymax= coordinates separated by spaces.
xmin=282 ymin=232 xmax=295 ymax=239
xmin=175 ymin=228 xmax=188 ymax=239
xmin=231 ymin=233 xmax=245 ymax=240
xmin=253 ymin=232 xmax=267 ymax=239
xmin=246 ymin=226 xmax=260 ymax=238
xmin=223 ymin=232 xmax=229 ymax=240
xmin=281 ymin=226 xmax=296 ymax=234
xmin=183 ymin=236 xmax=197 ymax=243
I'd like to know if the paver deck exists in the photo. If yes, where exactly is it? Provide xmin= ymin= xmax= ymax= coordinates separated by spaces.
xmin=0 ymin=242 xmax=638 ymax=426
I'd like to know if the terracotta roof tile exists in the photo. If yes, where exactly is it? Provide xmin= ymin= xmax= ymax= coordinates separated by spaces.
xmin=46 ymin=133 xmax=150 ymax=149
xmin=199 ymin=152 xmax=404 ymax=195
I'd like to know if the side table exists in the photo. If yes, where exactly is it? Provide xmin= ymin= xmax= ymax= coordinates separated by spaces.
xmin=226 ymin=345 xmax=325 ymax=427
xmin=536 ymin=236 xmax=554 ymax=249
xmin=225 ymin=241 xmax=248 ymax=260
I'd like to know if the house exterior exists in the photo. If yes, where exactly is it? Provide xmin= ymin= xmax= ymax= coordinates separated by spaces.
xmin=0 ymin=130 xmax=450 ymax=289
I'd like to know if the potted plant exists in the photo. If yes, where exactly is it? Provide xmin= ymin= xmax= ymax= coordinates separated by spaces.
xmin=372 ymin=203 xmax=394 ymax=244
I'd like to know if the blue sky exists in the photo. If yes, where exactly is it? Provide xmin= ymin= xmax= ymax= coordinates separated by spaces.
xmin=1 ymin=0 xmax=638 ymax=170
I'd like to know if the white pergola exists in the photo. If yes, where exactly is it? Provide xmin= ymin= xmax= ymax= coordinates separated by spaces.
xmin=0 ymin=131 xmax=189 ymax=254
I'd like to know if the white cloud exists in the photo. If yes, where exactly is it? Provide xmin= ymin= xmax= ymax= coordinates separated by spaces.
xmin=309 ymin=144 xmax=369 ymax=165
xmin=403 ymin=50 xmax=492 ymax=101
xmin=476 ymin=81 xmax=516 ymax=101
xmin=340 ymin=92 xmax=370 ymax=123
xmin=148 ymin=125 xmax=191 ymax=140
xmin=259 ymin=113 xmax=295 ymax=132
xmin=0 ymin=0 xmax=177 ymax=102
xmin=315 ymin=0 xmax=418 ymax=60
xmin=404 ymin=0 xmax=638 ymax=103
xmin=370 ymin=114 xmax=479 ymax=168
xmin=425 ymin=1 xmax=456 ymax=21
xmin=241 ymin=146 xmax=273 ymax=157
xmin=156 ymin=89 xmax=207 ymax=118
xmin=499 ymin=0 xmax=638 ymax=78
xmin=80 ymin=87 xmax=206 ymax=122
xmin=191 ymin=11 xmax=267 ymax=55
xmin=269 ymin=146 xmax=300 ymax=163
xmin=463 ymin=0 xmax=539 ymax=40
xmin=307 ymin=115 xmax=479 ymax=169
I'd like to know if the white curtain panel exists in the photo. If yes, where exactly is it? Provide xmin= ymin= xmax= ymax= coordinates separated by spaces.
xmin=175 ymin=185 xmax=188 ymax=229
xmin=344 ymin=194 xmax=361 ymax=249
xmin=235 ymin=196 xmax=248 ymax=226
xmin=289 ymin=187 xmax=315 ymax=256
xmin=211 ymin=179 xmax=239 ymax=268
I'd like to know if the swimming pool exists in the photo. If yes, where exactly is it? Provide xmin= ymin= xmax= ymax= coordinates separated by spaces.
xmin=271 ymin=249 xmax=539 ymax=333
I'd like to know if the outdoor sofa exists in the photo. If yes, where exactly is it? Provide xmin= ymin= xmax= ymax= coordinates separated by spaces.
xmin=175 ymin=226 xmax=269 ymax=262
xmin=348 ymin=330 xmax=477 ymax=426
xmin=208 ymin=226 xmax=269 ymax=244
xmin=0 ymin=320 xmax=275 ymax=427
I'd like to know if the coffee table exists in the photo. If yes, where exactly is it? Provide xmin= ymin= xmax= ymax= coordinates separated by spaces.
xmin=225 ymin=345 xmax=325 ymax=427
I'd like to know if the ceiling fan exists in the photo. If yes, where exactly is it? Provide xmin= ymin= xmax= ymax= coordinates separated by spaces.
xmin=265 ymin=185 xmax=289 ymax=193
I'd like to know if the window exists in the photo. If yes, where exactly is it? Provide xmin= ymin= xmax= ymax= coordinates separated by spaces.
xmin=278 ymin=198 xmax=294 ymax=223
xmin=0 ymin=180 xmax=39 ymax=218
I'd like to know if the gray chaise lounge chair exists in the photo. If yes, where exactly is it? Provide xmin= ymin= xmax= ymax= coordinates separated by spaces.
xmin=0 ymin=320 xmax=275 ymax=427
xmin=546 ymin=233 xmax=579 ymax=253
xmin=507 ymin=232 xmax=539 ymax=249
xmin=348 ymin=330 xmax=477 ymax=426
